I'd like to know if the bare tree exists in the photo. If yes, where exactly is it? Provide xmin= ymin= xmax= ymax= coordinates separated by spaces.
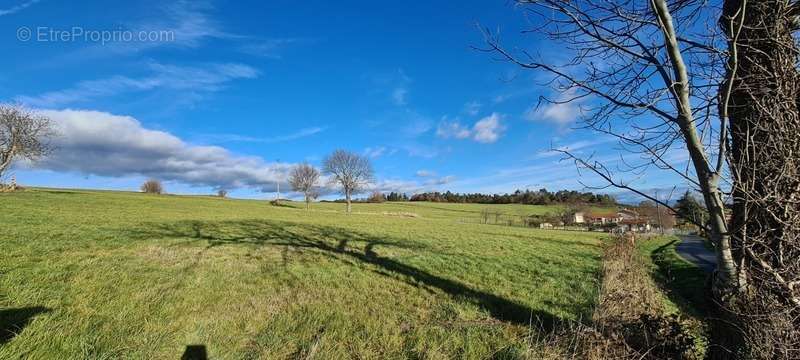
xmin=289 ymin=163 xmax=321 ymax=210
xmin=482 ymin=0 xmax=799 ymax=354
xmin=322 ymin=150 xmax=373 ymax=214
xmin=0 ymin=104 xmax=55 ymax=181
xmin=367 ymin=190 xmax=386 ymax=203
xmin=481 ymin=0 xmax=734 ymax=287
xmin=217 ymin=189 xmax=228 ymax=198
xmin=141 ymin=179 xmax=164 ymax=194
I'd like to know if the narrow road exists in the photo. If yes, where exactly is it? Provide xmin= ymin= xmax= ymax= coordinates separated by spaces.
xmin=676 ymin=235 xmax=717 ymax=273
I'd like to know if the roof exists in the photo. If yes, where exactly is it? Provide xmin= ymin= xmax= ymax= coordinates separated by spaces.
xmin=587 ymin=210 xmax=619 ymax=219
xmin=620 ymin=219 xmax=649 ymax=225
xmin=618 ymin=208 xmax=639 ymax=216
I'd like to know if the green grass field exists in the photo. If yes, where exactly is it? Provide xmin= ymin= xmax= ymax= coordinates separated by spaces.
xmin=1 ymin=188 xmax=606 ymax=359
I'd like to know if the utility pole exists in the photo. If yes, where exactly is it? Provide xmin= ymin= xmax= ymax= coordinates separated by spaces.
xmin=655 ymin=190 xmax=664 ymax=234
xmin=275 ymin=159 xmax=281 ymax=205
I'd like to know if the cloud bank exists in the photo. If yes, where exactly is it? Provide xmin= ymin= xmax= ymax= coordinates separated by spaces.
xmin=18 ymin=62 xmax=259 ymax=108
xmin=23 ymin=109 xmax=450 ymax=196
xmin=0 ymin=0 xmax=41 ymax=16
xmin=32 ymin=109 xmax=287 ymax=191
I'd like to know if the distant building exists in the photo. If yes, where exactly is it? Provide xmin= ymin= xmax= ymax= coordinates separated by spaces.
xmin=618 ymin=218 xmax=652 ymax=233
xmin=573 ymin=212 xmax=585 ymax=224
xmin=595 ymin=211 xmax=622 ymax=224
xmin=571 ymin=207 xmax=678 ymax=233
xmin=574 ymin=210 xmax=622 ymax=225
xmin=617 ymin=209 xmax=639 ymax=221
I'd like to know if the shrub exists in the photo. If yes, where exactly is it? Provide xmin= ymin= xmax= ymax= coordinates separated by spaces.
xmin=0 ymin=183 xmax=23 ymax=192
xmin=141 ymin=179 xmax=163 ymax=194
xmin=367 ymin=191 xmax=386 ymax=203
xmin=0 ymin=176 xmax=24 ymax=192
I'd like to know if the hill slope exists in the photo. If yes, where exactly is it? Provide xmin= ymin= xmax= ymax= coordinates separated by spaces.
xmin=0 ymin=188 xmax=605 ymax=359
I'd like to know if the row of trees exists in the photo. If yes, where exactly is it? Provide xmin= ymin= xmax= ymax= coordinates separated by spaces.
xmin=289 ymin=149 xmax=374 ymax=213
xmin=408 ymin=189 xmax=616 ymax=205
xmin=125 ymin=150 xmax=376 ymax=214
xmin=332 ymin=189 xmax=617 ymax=205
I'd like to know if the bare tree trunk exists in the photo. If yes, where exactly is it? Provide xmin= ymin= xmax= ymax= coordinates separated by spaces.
xmin=721 ymin=0 xmax=800 ymax=355
xmin=0 ymin=144 xmax=17 ymax=178
xmin=345 ymin=190 xmax=352 ymax=214
xmin=651 ymin=0 xmax=741 ymax=294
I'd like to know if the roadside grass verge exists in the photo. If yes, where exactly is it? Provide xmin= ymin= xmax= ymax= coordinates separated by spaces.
xmin=638 ymin=236 xmax=710 ymax=316
xmin=519 ymin=236 xmax=708 ymax=359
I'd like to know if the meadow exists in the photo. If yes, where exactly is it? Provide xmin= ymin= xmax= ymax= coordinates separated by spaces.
xmin=0 ymin=188 xmax=606 ymax=359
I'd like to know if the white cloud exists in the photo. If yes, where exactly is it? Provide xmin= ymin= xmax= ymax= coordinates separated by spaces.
xmin=436 ymin=113 xmax=505 ymax=144
xmin=424 ymin=175 xmax=456 ymax=186
xmin=0 ymin=0 xmax=41 ymax=16
xmin=463 ymin=101 xmax=481 ymax=116
xmin=369 ymin=175 xmax=456 ymax=194
xmin=261 ymin=127 xmax=326 ymax=143
xmin=472 ymin=113 xmax=505 ymax=144
xmin=392 ymin=88 xmax=408 ymax=106
xmin=17 ymin=62 xmax=259 ymax=108
xmin=30 ymin=109 xmax=290 ymax=192
xmin=436 ymin=118 xmax=472 ymax=139
xmin=402 ymin=116 xmax=432 ymax=137
xmin=363 ymin=146 xmax=390 ymax=159
xmin=493 ymin=94 xmax=511 ymax=104
xmin=197 ymin=127 xmax=327 ymax=144
xmin=238 ymin=38 xmax=299 ymax=58
xmin=369 ymin=179 xmax=422 ymax=194
xmin=152 ymin=0 xmax=230 ymax=48
xmin=535 ymin=137 xmax=617 ymax=158
xmin=415 ymin=170 xmax=435 ymax=177
xmin=55 ymin=1 xmax=229 ymax=61
xmin=525 ymin=102 xmax=577 ymax=125
xmin=403 ymin=143 xmax=443 ymax=159
xmin=524 ymin=89 xmax=585 ymax=127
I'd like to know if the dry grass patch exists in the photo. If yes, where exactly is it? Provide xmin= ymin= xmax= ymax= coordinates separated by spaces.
xmin=518 ymin=235 xmax=708 ymax=360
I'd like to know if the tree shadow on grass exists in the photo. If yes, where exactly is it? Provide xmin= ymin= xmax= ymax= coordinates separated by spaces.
xmin=0 ymin=306 xmax=50 ymax=344
xmin=181 ymin=345 xmax=208 ymax=360
xmin=125 ymin=219 xmax=566 ymax=329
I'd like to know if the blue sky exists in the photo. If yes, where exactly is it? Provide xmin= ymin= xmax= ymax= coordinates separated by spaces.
xmin=0 ymin=0 xmax=690 ymax=201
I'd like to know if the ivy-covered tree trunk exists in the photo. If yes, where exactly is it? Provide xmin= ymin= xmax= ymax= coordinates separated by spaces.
xmin=721 ymin=0 xmax=800 ymax=356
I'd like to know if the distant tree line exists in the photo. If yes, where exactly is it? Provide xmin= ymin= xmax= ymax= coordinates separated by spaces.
xmin=385 ymin=192 xmax=410 ymax=201
xmin=404 ymin=189 xmax=616 ymax=205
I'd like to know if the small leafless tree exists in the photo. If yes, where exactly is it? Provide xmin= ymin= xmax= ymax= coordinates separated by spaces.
xmin=323 ymin=150 xmax=373 ymax=214
xmin=141 ymin=179 xmax=163 ymax=194
xmin=0 ymin=104 xmax=55 ymax=181
xmin=482 ymin=0 xmax=799 ymax=354
xmin=367 ymin=191 xmax=386 ymax=203
xmin=289 ymin=163 xmax=321 ymax=210
xmin=217 ymin=189 xmax=228 ymax=198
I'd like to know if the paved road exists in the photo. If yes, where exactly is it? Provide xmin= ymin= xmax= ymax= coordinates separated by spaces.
xmin=676 ymin=235 xmax=717 ymax=273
